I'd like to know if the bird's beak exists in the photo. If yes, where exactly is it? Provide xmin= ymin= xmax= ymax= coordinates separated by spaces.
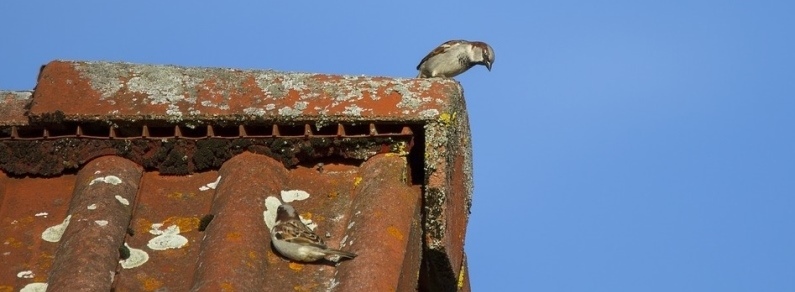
xmin=486 ymin=61 xmax=492 ymax=71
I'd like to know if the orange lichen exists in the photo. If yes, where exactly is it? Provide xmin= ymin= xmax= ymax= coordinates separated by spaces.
xmin=136 ymin=218 xmax=153 ymax=234
xmin=387 ymin=226 xmax=404 ymax=241
xmin=220 ymin=282 xmax=234 ymax=292
xmin=327 ymin=191 xmax=339 ymax=199
xmin=140 ymin=277 xmax=163 ymax=291
xmin=288 ymin=262 xmax=304 ymax=271
xmin=167 ymin=191 xmax=196 ymax=200
xmin=293 ymin=283 xmax=319 ymax=291
xmin=163 ymin=216 xmax=200 ymax=233
xmin=225 ymin=232 xmax=242 ymax=242
xmin=3 ymin=237 xmax=22 ymax=248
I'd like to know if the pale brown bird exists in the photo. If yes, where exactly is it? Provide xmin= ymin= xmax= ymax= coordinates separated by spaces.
xmin=270 ymin=204 xmax=357 ymax=263
xmin=416 ymin=40 xmax=495 ymax=78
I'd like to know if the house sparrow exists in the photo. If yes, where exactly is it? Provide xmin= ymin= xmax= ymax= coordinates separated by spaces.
xmin=416 ymin=40 xmax=495 ymax=78
xmin=270 ymin=204 xmax=357 ymax=263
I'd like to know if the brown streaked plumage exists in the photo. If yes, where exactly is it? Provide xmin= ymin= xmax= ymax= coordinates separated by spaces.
xmin=270 ymin=204 xmax=357 ymax=263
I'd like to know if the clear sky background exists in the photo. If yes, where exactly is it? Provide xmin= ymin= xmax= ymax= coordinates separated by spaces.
xmin=2 ymin=1 xmax=794 ymax=291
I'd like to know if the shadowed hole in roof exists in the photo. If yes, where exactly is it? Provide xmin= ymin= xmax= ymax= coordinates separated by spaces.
xmin=313 ymin=124 xmax=339 ymax=136
xmin=211 ymin=125 xmax=240 ymax=137
xmin=242 ymin=125 xmax=273 ymax=137
xmin=80 ymin=124 xmax=111 ymax=137
xmin=344 ymin=124 xmax=370 ymax=136
xmin=146 ymin=126 xmax=175 ymax=138
xmin=277 ymin=124 xmax=305 ymax=137
xmin=179 ymin=126 xmax=208 ymax=138
xmin=375 ymin=124 xmax=408 ymax=135
xmin=15 ymin=127 xmax=45 ymax=138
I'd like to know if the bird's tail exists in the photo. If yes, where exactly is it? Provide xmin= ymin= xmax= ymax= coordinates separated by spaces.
xmin=325 ymin=249 xmax=357 ymax=262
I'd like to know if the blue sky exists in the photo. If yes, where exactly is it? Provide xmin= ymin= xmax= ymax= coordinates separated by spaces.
xmin=2 ymin=1 xmax=794 ymax=291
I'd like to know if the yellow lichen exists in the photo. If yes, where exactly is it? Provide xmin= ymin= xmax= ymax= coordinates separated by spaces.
xmin=457 ymin=264 xmax=467 ymax=289
xmin=353 ymin=176 xmax=363 ymax=187
xmin=439 ymin=112 xmax=456 ymax=125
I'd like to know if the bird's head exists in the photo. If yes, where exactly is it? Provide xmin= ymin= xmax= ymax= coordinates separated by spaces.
xmin=471 ymin=41 xmax=495 ymax=71
xmin=276 ymin=204 xmax=298 ymax=222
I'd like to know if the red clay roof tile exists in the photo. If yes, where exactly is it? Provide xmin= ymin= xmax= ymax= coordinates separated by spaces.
xmin=0 ymin=91 xmax=31 ymax=126
xmin=29 ymin=61 xmax=462 ymax=123
xmin=0 ymin=60 xmax=473 ymax=291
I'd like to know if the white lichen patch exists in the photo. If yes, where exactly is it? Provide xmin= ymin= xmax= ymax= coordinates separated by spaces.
xmin=147 ymin=225 xmax=188 ymax=250
xmin=419 ymin=109 xmax=440 ymax=118
xmin=278 ymin=106 xmax=302 ymax=116
xmin=327 ymin=278 xmax=341 ymax=290
xmin=149 ymin=223 xmax=163 ymax=233
xmin=115 ymin=195 xmax=130 ymax=205
xmin=342 ymin=105 xmax=363 ymax=116
xmin=243 ymin=107 xmax=266 ymax=117
xmin=301 ymin=216 xmax=317 ymax=231
xmin=347 ymin=221 xmax=355 ymax=229
xmin=94 ymin=220 xmax=109 ymax=227
xmin=263 ymin=196 xmax=282 ymax=230
xmin=42 ymin=215 xmax=72 ymax=243
xmin=17 ymin=270 xmax=34 ymax=278
xmin=87 ymin=204 xmax=98 ymax=210
xmin=20 ymin=282 xmax=48 ymax=292
xmin=89 ymin=175 xmax=123 ymax=186
xmin=199 ymin=176 xmax=222 ymax=191
xmin=330 ymin=214 xmax=344 ymax=222
xmin=280 ymin=190 xmax=310 ymax=203
xmin=327 ymin=254 xmax=344 ymax=263
xmin=34 ymin=212 xmax=48 ymax=217
xmin=120 ymin=243 xmax=149 ymax=269
xmin=340 ymin=235 xmax=349 ymax=247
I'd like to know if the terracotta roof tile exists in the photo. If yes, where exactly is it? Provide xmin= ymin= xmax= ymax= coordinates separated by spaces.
xmin=29 ymin=61 xmax=461 ymax=123
xmin=0 ymin=91 xmax=32 ymax=126
xmin=0 ymin=60 xmax=473 ymax=291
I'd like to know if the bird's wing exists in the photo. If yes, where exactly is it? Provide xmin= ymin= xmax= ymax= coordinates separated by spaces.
xmin=416 ymin=40 xmax=468 ymax=70
xmin=275 ymin=220 xmax=328 ymax=249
